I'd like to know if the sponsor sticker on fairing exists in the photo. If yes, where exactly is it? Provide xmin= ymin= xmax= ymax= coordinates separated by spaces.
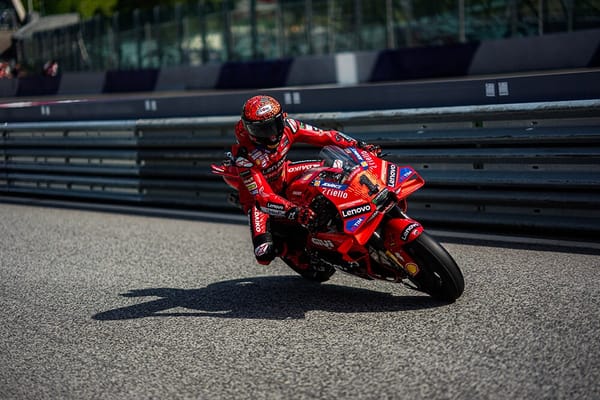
xmin=404 ymin=262 xmax=419 ymax=277
xmin=361 ymin=151 xmax=377 ymax=168
xmin=349 ymin=148 xmax=369 ymax=170
xmin=401 ymin=223 xmax=421 ymax=241
xmin=311 ymin=180 xmax=348 ymax=190
xmin=372 ymin=188 xmax=389 ymax=206
xmin=345 ymin=217 xmax=365 ymax=232
xmin=386 ymin=164 xmax=398 ymax=187
xmin=398 ymin=167 xmax=413 ymax=183
xmin=311 ymin=237 xmax=335 ymax=250
xmin=341 ymin=203 xmax=372 ymax=218
xmin=323 ymin=188 xmax=348 ymax=199
xmin=321 ymin=181 xmax=347 ymax=190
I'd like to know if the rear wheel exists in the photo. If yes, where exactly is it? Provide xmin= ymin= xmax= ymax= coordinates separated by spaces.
xmin=403 ymin=232 xmax=464 ymax=302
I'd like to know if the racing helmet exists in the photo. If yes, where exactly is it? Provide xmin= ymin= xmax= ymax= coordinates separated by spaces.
xmin=241 ymin=95 xmax=285 ymax=148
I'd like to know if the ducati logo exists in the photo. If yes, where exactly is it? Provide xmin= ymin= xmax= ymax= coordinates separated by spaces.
xmin=311 ymin=238 xmax=335 ymax=249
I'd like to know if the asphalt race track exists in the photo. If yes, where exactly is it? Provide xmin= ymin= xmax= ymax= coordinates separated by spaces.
xmin=0 ymin=202 xmax=599 ymax=399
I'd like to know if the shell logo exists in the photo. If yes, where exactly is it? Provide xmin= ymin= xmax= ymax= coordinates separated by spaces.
xmin=404 ymin=262 xmax=419 ymax=277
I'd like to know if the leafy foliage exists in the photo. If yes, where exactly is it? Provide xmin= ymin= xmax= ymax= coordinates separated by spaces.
xmin=37 ymin=0 xmax=226 ymax=18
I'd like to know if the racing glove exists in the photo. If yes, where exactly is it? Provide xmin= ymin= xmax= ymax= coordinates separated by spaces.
xmin=358 ymin=141 xmax=382 ymax=156
xmin=286 ymin=206 xmax=316 ymax=228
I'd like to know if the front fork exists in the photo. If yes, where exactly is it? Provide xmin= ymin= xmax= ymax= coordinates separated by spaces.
xmin=368 ymin=207 xmax=423 ymax=278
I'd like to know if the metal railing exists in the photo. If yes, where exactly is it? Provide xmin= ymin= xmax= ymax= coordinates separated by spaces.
xmin=1 ymin=99 xmax=600 ymax=237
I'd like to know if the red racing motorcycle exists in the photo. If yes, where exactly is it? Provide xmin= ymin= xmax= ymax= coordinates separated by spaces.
xmin=212 ymin=145 xmax=464 ymax=302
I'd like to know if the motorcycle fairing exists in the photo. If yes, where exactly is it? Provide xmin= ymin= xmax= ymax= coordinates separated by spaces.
xmin=384 ymin=217 xmax=424 ymax=250
xmin=309 ymin=232 xmax=353 ymax=254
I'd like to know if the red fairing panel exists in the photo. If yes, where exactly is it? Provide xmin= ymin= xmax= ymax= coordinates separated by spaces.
xmin=383 ymin=218 xmax=424 ymax=253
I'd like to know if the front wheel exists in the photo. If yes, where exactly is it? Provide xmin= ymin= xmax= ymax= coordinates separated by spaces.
xmin=403 ymin=232 xmax=464 ymax=302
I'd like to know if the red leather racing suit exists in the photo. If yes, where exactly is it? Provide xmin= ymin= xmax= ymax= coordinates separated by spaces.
xmin=231 ymin=115 xmax=359 ymax=264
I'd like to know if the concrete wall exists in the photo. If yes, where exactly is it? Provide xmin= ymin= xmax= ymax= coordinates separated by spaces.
xmin=1 ymin=70 xmax=598 ymax=123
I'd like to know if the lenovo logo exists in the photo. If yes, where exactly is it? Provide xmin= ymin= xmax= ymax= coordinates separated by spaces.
xmin=341 ymin=204 xmax=372 ymax=218
xmin=387 ymin=164 xmax=397 ymax=186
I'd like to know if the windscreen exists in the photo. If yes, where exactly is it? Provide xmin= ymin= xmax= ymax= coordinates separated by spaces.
xmin=319 ymin=145 xmax=360 ymax=175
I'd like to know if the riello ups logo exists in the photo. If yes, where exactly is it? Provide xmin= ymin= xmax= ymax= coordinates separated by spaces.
xmin=341 ymin=203 xmax=372 ymax=218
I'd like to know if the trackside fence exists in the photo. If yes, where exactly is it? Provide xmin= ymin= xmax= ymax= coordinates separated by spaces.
xmin=1 ymin=100 xmax=599 ymax=237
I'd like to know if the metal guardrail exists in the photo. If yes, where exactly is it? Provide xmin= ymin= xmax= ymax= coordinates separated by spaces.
xmin=1 ymin=99 xmax=599 ymax=237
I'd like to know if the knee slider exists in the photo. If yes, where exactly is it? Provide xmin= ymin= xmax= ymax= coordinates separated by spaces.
xmin=253 ymin=233 xmax=276 ymax=263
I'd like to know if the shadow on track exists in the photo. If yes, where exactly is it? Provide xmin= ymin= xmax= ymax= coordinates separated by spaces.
xmin=93 ymin=275 xmax=445 ymax=321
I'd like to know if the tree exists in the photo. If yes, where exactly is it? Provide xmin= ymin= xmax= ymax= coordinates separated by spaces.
xmin=38 ymin=0 xmax=117 ymax=17
xmin=38 ymin=0 xmax=231 ymax=18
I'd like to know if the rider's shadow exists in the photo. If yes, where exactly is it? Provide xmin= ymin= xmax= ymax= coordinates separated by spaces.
xmin=93 ymin=275 xmax=445 ymax=321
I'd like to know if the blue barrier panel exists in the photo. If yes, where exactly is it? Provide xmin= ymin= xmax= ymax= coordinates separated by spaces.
xmin=156 ymin=65 xmax=221 ymax=91
xmin=590 ymin=43 xmax=600 ymax=67
xmin=469 ymin=29 xmax=600 ymax=75
xmin=0 ymin=79 xmax=17 ymax=97
xmin=102 ymin=69 xmax=160 ymax=93
xmin=286 ymin=55 xmax=337 ymax=86
xmin=58 ymin=71 xmax=105 ymax=95
xmin=16 ymin=76 xmax=61 ymax=96
xmin=216 ymin=58 xmax=294 ymax=89
xmin=370 ymin=42 xmax=480 ymax=82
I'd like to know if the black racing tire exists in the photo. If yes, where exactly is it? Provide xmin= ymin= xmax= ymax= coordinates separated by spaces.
xmin=403 ymin=232 xmax=464 ymax=302
xmin=282 ymin=257 xmax=336 ymax=283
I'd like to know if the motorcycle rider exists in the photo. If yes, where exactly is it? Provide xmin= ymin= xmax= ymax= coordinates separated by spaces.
xmin=229 ymin=94 xmax=380 ymax=265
